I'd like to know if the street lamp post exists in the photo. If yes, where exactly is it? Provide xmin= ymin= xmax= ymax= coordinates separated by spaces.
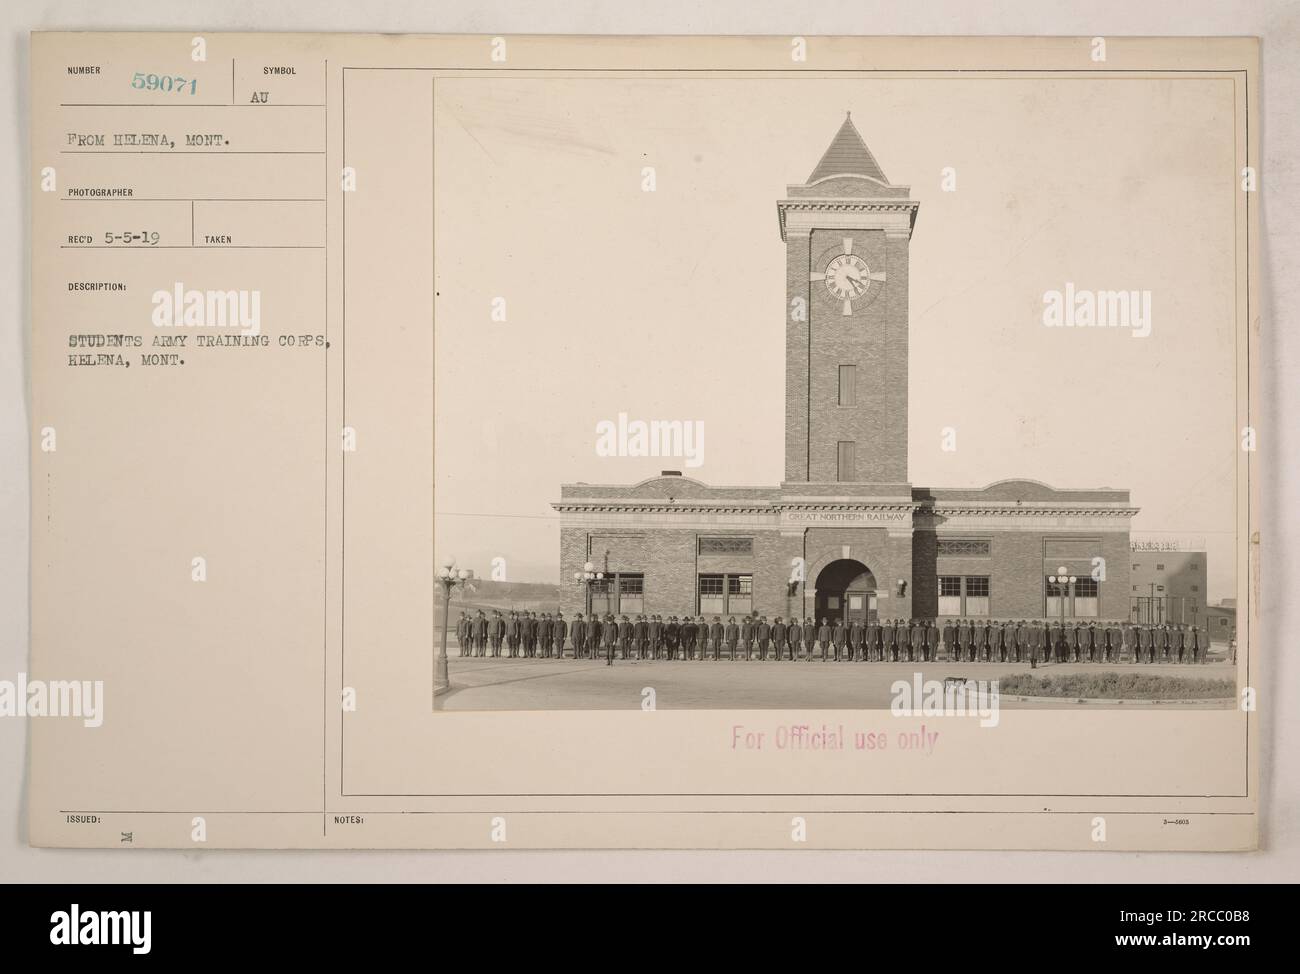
xmin=435 ymin=555 xmax=469 ymax=699
xmin=572 ymin=561 xmax=604 ymax=661
xmin=1047 ymin=566 xmax=1076 ymax=662
xmin=573 ymin=561 xmax=604 ymax=615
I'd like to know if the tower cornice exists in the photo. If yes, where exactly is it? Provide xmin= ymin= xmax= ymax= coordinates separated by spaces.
xmin=777 ymin=199 xmax=920 ymax=241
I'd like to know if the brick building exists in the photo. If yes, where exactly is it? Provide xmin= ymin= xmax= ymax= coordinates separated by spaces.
xmin=554 ymin=115 xmax=1138 ymax=625
xmin=1129 ymin=549 xmax=1209 ymax=627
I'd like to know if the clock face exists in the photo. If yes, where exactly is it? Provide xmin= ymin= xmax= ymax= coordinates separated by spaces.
xmin=811 ymin=241 xmax=887 ymax=315
xmin=824 ymin=253 xmax=871 ymax=302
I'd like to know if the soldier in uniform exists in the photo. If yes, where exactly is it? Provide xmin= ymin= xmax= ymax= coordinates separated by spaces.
xmin=459 ymin=611 xmax=472 ymax=657
xmin=469 ymin=611 xmax=484 ymax=658
xmin=550 ymin=611 xmax=565 ymax=659
xmin=536 ymin=612 xmax=551 ymax=659
xmin=488 ymin=611 xmax=503 ymax=657
xmin=862 ymin=616 xmax=877 ymax=662
xmin=739 ymin=615 xmax=754 ymax=662
xmin=663 ymin=615 xmax=678 ymax=660
xmin=612 ymin=615 xmax=627 ymax=660
xmin=771 ymin=617 xmax=787 ymax=662
xmin=802 ymin=616 xmax=816 ymax=662
xmin=823 ymin=617 xmax=839 ymax=662
xmin=677 ymin=617 xmax=693 ymax=661
xmin=505 ymin=610 xmax=520 ymax=658
xmin=708 ymin=616 xmax=724 ymax=661
xmin=780 ymin=616 xmax=800 ymax=660
xmin=877 ymin=618 xmax=891 ymax=662
xmin=752 ymin=615 xmax=767 ymax=662
xmin=922 ymin=620 xmax=937 ymax=662
xmin=519 ymin=611 xmax=533 ymax=658
xmin=724 ymin=616 xmax=739 ymax=661
xmin=648 ymin=614 xmax=661 ymax=661
xmin=631 ymin=613 xmax=645 ymax=660
xmin=571 ymin=612 xmax=586 ymax=660
xmin=844 ymin=617 xmax=860 ymax=662
xmin=939 ymin=618 xmax=954 ymax=662
xmin=600 ymin=613 xmax=615 ymax=664
xmin=814 ymin=617 xmax=830 ymax=662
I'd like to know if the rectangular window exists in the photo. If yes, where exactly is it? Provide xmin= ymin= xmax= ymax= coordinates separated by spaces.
xmin=1045 ymin=576 xmax=1068 ymax=618
xmin=617 ymin=573 xmax=645 ymax=615
xmin=1073 ymin=576 xmax=1099 ymax=617
xmin=938 ymin=575 xmax=963 ymax=616
xmin=1191 ymin=584 xmax=1200 ymax=592
xmin=698 ymin=574 xmax=725 ymax=616
xmin=699 ymin=537 xmax=753 ymax=555
xmin=700 ymin=573 xmax=752 ymax=616
xmin=964 ymin=576 xmax=990 ymax=617
xmin=1156 ymin=563 xmax=1165 ymax=571
xmin=589 ymin=579 xmax=611 ymax=616
xmin=728 ymin=574 xmax=753 ymax=615
xmin=838 ymin=365 xmax=857 ymax=406
xmin=1045 ymin=575 xmax=1101 ymax=618
xmin=837 ymin=441 xmax=856 ymax=482
xmin=937 ymin=539 xmax=991 ymax=557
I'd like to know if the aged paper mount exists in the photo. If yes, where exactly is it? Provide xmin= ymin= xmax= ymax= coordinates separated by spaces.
xmin=29 ymin=33 xmax=1258 ymax=849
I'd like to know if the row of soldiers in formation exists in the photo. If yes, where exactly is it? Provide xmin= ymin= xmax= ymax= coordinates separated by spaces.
xmin=454 ymin=610 xmax=1214 ymax=664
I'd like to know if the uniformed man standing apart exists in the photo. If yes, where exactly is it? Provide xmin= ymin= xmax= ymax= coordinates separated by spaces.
xmin=597 ymin=613 xmax=613 ymax=664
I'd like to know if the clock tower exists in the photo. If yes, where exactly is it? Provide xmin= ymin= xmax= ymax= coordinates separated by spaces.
xmin=779 ymin=114 xmax=919 ymax=485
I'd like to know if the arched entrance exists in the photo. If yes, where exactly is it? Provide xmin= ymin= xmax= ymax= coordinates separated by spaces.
xmin=814 ymin=559 xmax=878 ymax=626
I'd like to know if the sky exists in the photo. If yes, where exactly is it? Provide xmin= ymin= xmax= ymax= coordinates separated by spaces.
xmin=431 ymin=74 xmax=1240 ymax=600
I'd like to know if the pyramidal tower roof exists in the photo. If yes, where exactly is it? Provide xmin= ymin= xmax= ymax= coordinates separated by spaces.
xmin=807 ymin=112 xmax=888 ymax=184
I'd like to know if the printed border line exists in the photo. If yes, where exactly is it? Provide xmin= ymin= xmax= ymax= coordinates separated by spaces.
xmin=338 ymin=63 xmax=1253 ymax=804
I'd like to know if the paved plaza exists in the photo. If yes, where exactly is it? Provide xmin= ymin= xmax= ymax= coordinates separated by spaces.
xmin=436 ymin=650 xmax=1236 ymax=711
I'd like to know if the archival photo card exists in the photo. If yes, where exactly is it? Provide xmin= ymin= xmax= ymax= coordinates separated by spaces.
xmin=28 ymin=32 xmax=1258 ymax=850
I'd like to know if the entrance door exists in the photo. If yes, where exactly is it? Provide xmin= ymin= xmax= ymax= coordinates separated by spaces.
xmin=813 ymin=559 xmax=877 ymax=626
xmin=844 ymin=591 xmax=878 ymax=625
